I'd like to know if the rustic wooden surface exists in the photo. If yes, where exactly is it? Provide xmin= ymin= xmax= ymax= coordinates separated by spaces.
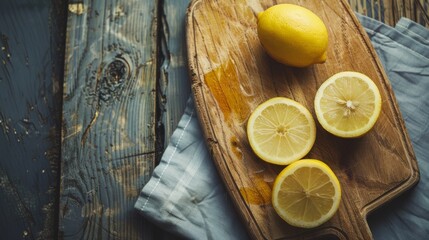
xmin=0 ymin=0 xmax=427 ymax=239
xmin=0 ymin=0 xmax=190 ymax=239
xmin=59 ymin=0 xmax=159 ymax=239
xmin=0 ymin=0 xmax=66 ymax=239
xmin=187 ymin=0 xmax=420 ymax=239
xmin=159 ymin=0 xmax=193 ymax=147
xmin=349 ymin=0 xmax=429 ymax=27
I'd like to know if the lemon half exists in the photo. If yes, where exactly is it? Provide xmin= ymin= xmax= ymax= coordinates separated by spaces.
xmin=247 ymin=97 xmax=316 ymax=165
xmin=272 ymin=159 xmax=341 ymax=228
xmin=314 ymin=71 xmax=382 ymax=138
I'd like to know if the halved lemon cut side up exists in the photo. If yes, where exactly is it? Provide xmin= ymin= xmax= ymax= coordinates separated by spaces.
xmin=247 ymin=97 xmax=316 ymax=165
xmin=314 ymin=71 xmax=382 ymax=138
xmin=272 ymin=159 xmax=341 ymax=228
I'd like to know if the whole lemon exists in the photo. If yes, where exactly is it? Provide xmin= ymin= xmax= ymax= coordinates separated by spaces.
xmin=257 ymin=4 xmax=328 ymax=67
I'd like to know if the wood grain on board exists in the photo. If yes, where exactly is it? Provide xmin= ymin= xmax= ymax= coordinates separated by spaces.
xmin=59 ymin=0 xmax=159 ymax=239
xmin=186 ymin=0 xmax=419 ymax=239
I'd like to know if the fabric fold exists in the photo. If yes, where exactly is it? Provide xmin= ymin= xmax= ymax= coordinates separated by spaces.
xmin=357 ymin=13 xmax=429 ymax=239
xmin=135 ymin=97 xmax=249 ymax=240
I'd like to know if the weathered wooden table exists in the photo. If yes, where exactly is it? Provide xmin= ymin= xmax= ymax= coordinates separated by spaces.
xmin=0 ymin=0 xmax=427 ymax=239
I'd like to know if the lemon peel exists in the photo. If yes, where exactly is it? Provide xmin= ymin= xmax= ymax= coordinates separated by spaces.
xmin=257 ymin=4 xmax=329 ymax=67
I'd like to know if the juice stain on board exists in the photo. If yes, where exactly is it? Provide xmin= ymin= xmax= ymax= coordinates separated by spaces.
xmin=203 ymin=58 xmax=251 ymax=124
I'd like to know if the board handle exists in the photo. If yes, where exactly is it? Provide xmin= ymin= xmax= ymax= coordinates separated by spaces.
xmin=329 ymin=198 xmax=374 ymax=240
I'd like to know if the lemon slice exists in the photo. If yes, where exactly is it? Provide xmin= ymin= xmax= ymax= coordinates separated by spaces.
xmin=272 ymin=159 xmax=341 ymax=228
xmin=247 ymin=97 xmax=316 ymax=165
xmin=314 ymin=71 xmax=382 ymax=138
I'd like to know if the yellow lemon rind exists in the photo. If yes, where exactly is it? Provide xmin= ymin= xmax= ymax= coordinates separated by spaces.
xmin=257 ymin=4 xmax=328 ymax=67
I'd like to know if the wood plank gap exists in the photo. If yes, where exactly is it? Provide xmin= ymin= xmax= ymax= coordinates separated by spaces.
xmin=157 ymin=0 xmax=192 ymax=150
xmin=155 ymin=0 xmax=166 ymax=164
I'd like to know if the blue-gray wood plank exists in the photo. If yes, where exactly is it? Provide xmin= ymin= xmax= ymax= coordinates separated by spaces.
xmin=59 ymin=0 xmax=159 ymax=239
xmin=0 ymin=0 xmax=189 ymax=238
xmin=158 ymin=0 xmax=192 ymax=146
xmin=0 ymin=0 xmax=66 ymax=239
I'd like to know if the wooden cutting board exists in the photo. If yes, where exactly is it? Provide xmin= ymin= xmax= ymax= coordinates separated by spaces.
xmin=186 ymin=0 xmax=419 ymax=239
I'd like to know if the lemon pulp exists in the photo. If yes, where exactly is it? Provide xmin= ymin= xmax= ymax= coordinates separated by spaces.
xmin=314 ymin=71 xmax=382 ymax=138
xmin=247 ymin=97 xmax=316 ymax=165
xmin=272 ymin=159 xmax=341 ymax=228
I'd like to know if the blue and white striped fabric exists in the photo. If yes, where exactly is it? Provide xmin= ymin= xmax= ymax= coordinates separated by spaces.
xmin=135 ymin=15 xmax=429 ymax=239
xmin=134 ymin=97 xmax=249 ymax=239
xmin=358 ymin=14 xmax=429 ymax=239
